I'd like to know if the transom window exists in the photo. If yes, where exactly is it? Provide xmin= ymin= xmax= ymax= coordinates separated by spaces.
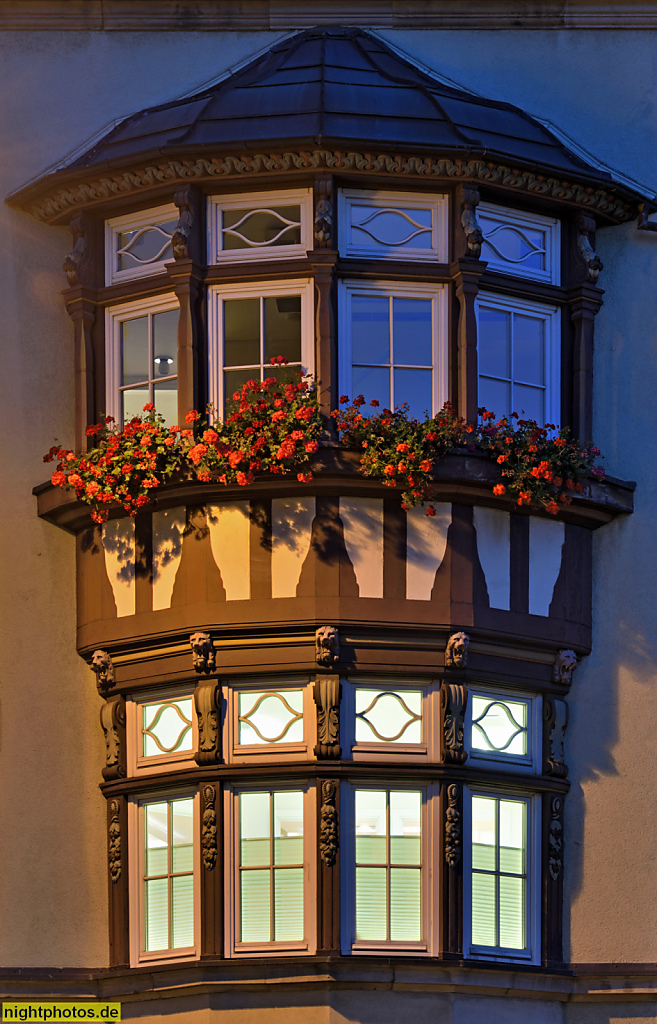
xmin=105 ymin=204 xmax=177 ymax=286
xmin=467 ymin=689 xmax=538 ymax=772
xmin=238 ymin=689 xmax=304 ymax=746
xmin=338 ymin=188 xmax=448 ymax=261
xmin=355 ymin=688 xmax=422 ymax=745
xmin=207 ymin=189 xmax=312 ymax=263
xmin=478 ymin=202 xmax=560 ymax=285
xmin=141 ymin=697 xmax=193 ymax=759
xmin=106 ymin=294 xmax=179 ymax=425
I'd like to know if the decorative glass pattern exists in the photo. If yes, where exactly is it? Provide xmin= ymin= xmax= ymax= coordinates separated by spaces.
xmin=239 ymin=790 xmax=304 ymax=943
xmin=471 ymin=696 xmax=528 ymax=757
xmin=355 ymin=789 xmax=422 ymax=942
xmin=350 ymin=206 xmax=432 ymax=250
xmin=207 ymin=189 xmax=312 ymax=264
xmin=355 ymin=689 xmax=422 ymax=745
xmin=222 ymin=206 xmax=301 ymax=250
xmin=117 ymin=219 xmax=176 ymax=272
xmin=238 ymin=690 xmax=303 ymax=745
xmin=339 ymin=189 xmax=448 ymax=262
xmin=141 ymin=697 xmax=193 ymax=759
xmin=477 ymin=203 xmax=559 ymax=284
xmin=143 ymin=798 xmax=194 ymax=952
xmin=471 ymin=795 xmax=528 ymax=951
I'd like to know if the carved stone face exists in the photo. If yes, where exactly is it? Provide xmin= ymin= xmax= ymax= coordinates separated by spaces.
xmin=316 ymin=625 xmax=339 ymax=665
xmin=554 ymin=649 xmax=577 ymax=684
xmin=92 ymin=649 xmax=111 ymax=673
xmin=446 ymin=631 xmax=469 ymax=668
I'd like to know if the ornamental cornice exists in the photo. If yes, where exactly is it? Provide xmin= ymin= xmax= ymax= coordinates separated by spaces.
xmin=10 ymin=150 xmax=635 ymax=226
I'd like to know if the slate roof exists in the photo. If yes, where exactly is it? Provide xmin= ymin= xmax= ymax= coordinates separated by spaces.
xmin=62 ymin=28 xmax=616 ymax=186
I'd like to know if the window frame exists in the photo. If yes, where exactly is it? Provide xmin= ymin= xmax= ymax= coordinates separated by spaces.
xmin=225 ymin=677 xmax=315 ymax=764
xmin=466 ymin=686 xmax=542 ymax=775
xmin=207 ymin=278 xmax=315 ymax=416
xmin=343 ymin=678 xmax=437 ymax=763
xmin=478 ymin=201 xmax=561 ymax=285
xmin=338 ymin=279 xmax=449 ymax=417
xmin=127 ymin=685 xmax=197 ymax=777
xmin=128 ymin=789 xmax=200 ymax=967
xmin=207 ymin=188 xmax=313 ymax=264
xmin=338 ymin=188 xmax=448 ymax=262
xmin=105 ymin=203 xmax=177 ymax=286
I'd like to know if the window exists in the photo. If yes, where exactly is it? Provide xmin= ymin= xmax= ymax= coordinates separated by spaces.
xmin=105 ymin=293 xmax=179 ymax=425
xmin=467 ymin=689 xmax=540 ymax=773
xmin=478 ymin=202 xmax=560 ymax=285
xmin=227 ymin=680 xmax=313 ymax=763
xmin=208 ymin=279 xmax=314 ymax=415
xmin=130 ymin=794 xmax=198 ymax=965
xmin=338 ymin=188 xmax=448 ymax=262
xmin=338 ymin=281 xmax=448 ymax=418
xmin=345 ymin=682 xmax=434 ymax=762
xmin=476 ymin=293 xmax=560 ymax=425
xmin=127 ymin=690 xmax=196 ymax=776
xmin=105 ymin=204 xmax=177 ymax=286
xmin=464 ymin=790 xmax=539 ymax=963
xmin=207 ymin=189 xmax=313 ymax=263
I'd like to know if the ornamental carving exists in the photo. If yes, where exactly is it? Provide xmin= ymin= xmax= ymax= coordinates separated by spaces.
xmin=99 ymin=696 xmax=126 ymax=781
xmin=576 ymin=214 xmax=603 ymax=284
xmin=194 ymin=679 xmax=221 ymax=765
xmin=314 ymin=176 xmax=333 ymax=247
xmin=316 ymin=625 xmax=339 ymax=669
xmin=441 ymin=682 xmax=468 ymax=765
xmin=201 ymin=784 xmax=217 ymax=871
xmin=553 ymin=649 xmax=577 ymax=685
xmin=445 ymin=631 xmax=469 ymax=669
xmin=62 ymin=213 xmax=91 ymax=286
xmin=25 ymin=152 xmax=634 ymax=226
xmin=314 ymin=675 xmax=341 ymax=758
xmin=549 ymin=796 xmax=563 ymax=881
xmin=319 ymin=780 xmax=339 ymax=867
xmin=172 ymin=188 xmax=194 ymax=259
xmin=544 ymin=697 xmax=569 ymax=778
xmin=90 ymin=649 xmax=114 ymax=695
xmin=108 ymin=799 xmax=121 ymax=883
xmin=190 ymin=631 xmax=216 ymax=674
xmin=458 ymin=185 xmax=483 ymax=258
xmin=444 ymin=783 xmax=461 ymax=869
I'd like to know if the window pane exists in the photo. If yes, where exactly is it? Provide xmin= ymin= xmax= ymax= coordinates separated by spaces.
xmin=390 ymin=791 xmax=421 ymax=865
xmin=351 ymin=206 xmax=432 ymax=250
xmin=352 ymin=365 xmax=390 ymax=408
xmin=240 ymin=792 xmax=270 ymax=867
xmin=274 ymin=867 xmax=304 ymax=940
xmin=153 ymin=379 xmax=178 ymax=427
xmin=478 ymin=307 xmax=510 ymax=379
xmin=223 ymin=206 xmax=301 ymax=249
xmin=240 ymin=870 xmax=270 ymax=942
xmin=481 ymin=223 xmax=545 ymax=272
xmin=142 ymin=699 xmax=193 ymax=757
xmin=351 ymin=295 xmax=390 ymax=365
xmin=513 ymin=383 xmax=544 ymax=423
xmin=392 ymin=298 xmax=432 ymax=366
xmin=499 ymin=800 xmax=525 ymax=874
xmin=152 ymin=309 xmax=178 ymax=378
xmin=145 ymin=877 xmax=169 ymax=951
xmin=472 ymin=872 xmax=496 ymax=946
xmin=355 ymin=789 xmax=387 ymax=864
xmin=499 ymin=875 xmax=525 ymax=949
xmin=172 ymin=799 xmax=194 ymax=873
xmin=355 ymin=867 xmax=387 ymax=939
xmin=355 ymin=689 xmax=422 ymax=745
xmin=394 ymin=368 xmax=432 ymax=419
xmin=264 ymin=296 xmax=302 ymax=365
xmin=472 ymin=796 xmax=496 ymax=871
xmin=117 ymin=220 xmax=175 ymax=271
xmin=478 ymin=377 xmax=510 ymax=421
xmin=224 ymin=298 xmax=260 ymax=367
xmin=273 ymin=790 xmax=304 ymax=865
xmin=513 ymin=315 xmax=544 ymax=385
xmin=471 ymin=697 xmax=528 ymax=757
xmin=121 ymin=316 xmax=149 ymax=386
xmin=239 ymin=690 xmax=304 ymax=746
xmin=145 ymin=802 xmax=168 ymax=876
xmin=390 ymin=868 xmax=421 ymax=940
xmin=171 ymin=874 xmax=194 ymax=948
xmin=122 ymin=387 xmax=149 ymax=423
xmin=224 ymin=368 xmax=260 ymax=411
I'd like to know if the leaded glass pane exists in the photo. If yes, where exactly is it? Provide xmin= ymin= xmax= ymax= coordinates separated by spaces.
xmin=238 ymin=690 xmax=303 ymax=745
xmin=222 ymin=206 xmax=301 ymax=249
xmin=117 ymin=219 xmax=176 ymax=272
xmin=480 ymin=220 xmax=546 ymax=273
xmin=142 ymin=697 xmax=193 ymax=758
xmin=350 ymin=205 xmax=432 ymax=251
xmin=355 ymin=689 xmax=422 ymax=744
xmin=471 ymin=696 xmax=528 ymax=758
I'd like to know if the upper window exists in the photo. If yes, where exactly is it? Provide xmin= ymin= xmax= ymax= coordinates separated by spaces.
xmin=338 ymin=189 xmax=448 ymax=262
xmin=467 ymin=688 xmax=540 ymax=773
xmin=127 ymin=689 xmax=196 ymax=776
xmin=207 ymin=189 xmax=313 ymax=264
xmin=228 ymin=680 xmax=312 ymax=763
xmin=105 ymin=204 xmax=177 ymax=286
xmin=478 ymin=202 xmax=560 ymax=285
xmin=338 ymin=280 xmax=448 ymax=418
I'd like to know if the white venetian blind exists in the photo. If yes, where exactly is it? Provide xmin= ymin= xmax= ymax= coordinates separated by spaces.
xmin=143 ymin=797 xmax=194 ymax=953
xmin=471 ymin=795 xmax=527 ymax=951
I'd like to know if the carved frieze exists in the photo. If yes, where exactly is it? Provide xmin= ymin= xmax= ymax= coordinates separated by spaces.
xmin=441 ymin=683 xmax=468 ymax=765
xmin=100 ymin=696 xmax=126 ymax=781
xmin=548 ymin=796 xmax=563 ymax=881
xmin=458 ymin=185 xmax=483 ymax=258
xmin=544 ymin=697 xmax=569 ymax=778
xmin=314 ymin=675 xmax=341 ymax=758
xmin=553 ymin=649 xmax=577 ymax=685
xmin=444 ymin=783 xmax=461 ymax=869
xmin=201 ymin=784 xmax=217 ymax=871
xmin=319 ymin=780 xmax=339 ymax=867
xmin=108 ymin=799 xmax=121 ymax=883
xmin=90 ymin=649 xmax=114 ymax=696
xmin=172 ymin=188 xmax=194 ymax=259
xmin=194 ymin=679 xmax=221 ymax=766
xmin=445 ymin=631 xmax=469 ymax=670
xmin=316 ymin=625 xmax=339 ymax=669
xmin=190 ymin=631 xmax=216 ymax=674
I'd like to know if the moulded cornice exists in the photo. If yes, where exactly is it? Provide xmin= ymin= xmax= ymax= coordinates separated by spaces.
xmin=9 ymin=150 xmax=636 ymax=226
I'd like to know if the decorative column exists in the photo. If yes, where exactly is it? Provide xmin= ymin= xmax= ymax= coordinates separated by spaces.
xmin=451 ymin=186 xmax=487 ymax=423
xmin=314 ymin=624 xmax=341 ymax=954
xmin=166 ymin=186 xmax=205 ymax=424
xmin=62 ymin=213 xmax=101 ymax=451
xmin=107 ymin=795 xmax=129 ymax=968
xmin=199 ymin=781 xmax=223 ymax=958
xmin=311 ymin=174 xmax=338 ymax=423
xmin=568 ymin=215 xmax=604 ymax=443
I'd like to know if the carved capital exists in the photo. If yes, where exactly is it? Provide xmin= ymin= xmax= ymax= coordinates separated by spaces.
xmin=457 ymin=184 xmax=483 ymax=259
xmin=544 ymin=697 xmax=569 ymax=778
xmin=90 ymin=649 xmax=114 ymax=696
xmin=314 ymin=675 xmax=341 ymax=758
xmin=444 ymin=783 xmax=461 ymax=869
xmin=548 ymin=796 xmax=564 ymax=881
xmin=100 ymin=696 xmax=126 ymax=781
xmin=190 ymin=632 xmax=216 ymax=674
xmin=201 ymin=784 xmax=218 ymax=871
xmin=319 ymin=780 xmax=339 ymax=867
xmin=316 ymin=625 xmax=339 ymax=669
xmin=108 ymin=799 xmax=121 ymax=883
xmin=553 ymin=649 xmax=577 ymax=685
xmin=63 ymin=213 xmax=93 ymax=287
xmin=173 ymin=188 xmax=194 ymax=260
xmin=441 ymin=682 xmax=468 ymax=765
xmin=445 ymin=631 xmax=469 ymax=670
xmin=193 ymin=679 xmax=222 ymax=765
xmin=576 ymin=214 xmax=603 ymax=284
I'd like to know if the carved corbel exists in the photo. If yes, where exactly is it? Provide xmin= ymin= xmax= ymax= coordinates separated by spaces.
xmin=544 ymin=697 xmax=568 ymax=778
xmin=441 ymin=682 xmax=468 ymax=765
xmin=314 ymin=675 xmax=341 ymax=758
xmin=63 ymin=213 xmax=93 ymax=287
xmin=193 ymin=679 xmax=221 ymax=765
xmin=90 ymin=649 xmax=114 ymax=696
xmin=319 ymin=780 xmax=339 ymax=867
xmin=445 ymin=631 xmax=469 ymax=670
xmin=316 ymin=625 xmax=339 ymax=670
xmin=172 ymin=189 xmax=194 ymax=260
xmin=458 ymin=185 xmax=484 ymax=259
xmin=100 ymin=696 xmax=126 ymax=781
xmin=553 ymin=649 xmax=577 ymax=685
xmin=314 ymin=175 xmax=334 ymax=248
xmin=190 ymin=632 xmax=216 ymax=674
xmin=201 ymin=784 xmax=217 ymax=871
xmin=444 ymin=783 xmax=461 ymax=868
xmin=576 ymin=214 xmax=603 ymax=284
xmin=108 ymin=799 xmax=122 ymax=883
xmin=548 ymin=796 xmax=563 ymax=880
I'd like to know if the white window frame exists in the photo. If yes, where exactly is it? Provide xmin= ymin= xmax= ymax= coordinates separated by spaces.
xmin=105 ymin=292 xmax=179 ymax=424
xmin=127 ymin=685 xmax=197 ymax=777
xmin=224 ymin=782 xmax=316 ymax=957
xmin=341 ymin=781 xmax=438 ymax=956
xmin=463 ymin=788 xmax=540 ymax=965
xmin=105 ymin=203 xmax=177 ymax=286
xmin=207 ymin=188 xmax=313 ymax=264
xmin=478 ymin=202 xmax=560 ymax=285
xmin=476 ymin=292 xmax=561 ymax=427
xmin=343 ymin=678 xmax=437 ymax=763
xmin=207 ymin=278 xmax=315 ymax=415
xmin=225 ymin=677 xmax=315 ymax=764
xmin=338 ymin=188 xmax=448 ymax=262
xmin=466 ymin=687 xmax=541 ymax=774
xmin=338 ymin=279 xmax=448 ymax=416
xmin=128 ymin=790 xmax=200 ymax=967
